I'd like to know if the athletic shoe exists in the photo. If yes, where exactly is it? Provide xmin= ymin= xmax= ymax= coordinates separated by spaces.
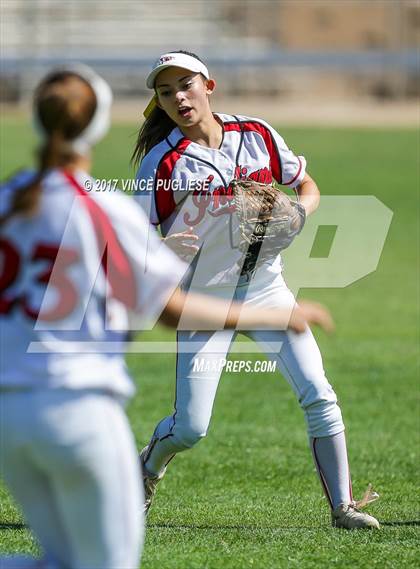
xmin=332 ymin=503 xmax=380 ymax=529
xmin=139 ymin=446 xmax=166 ymax=515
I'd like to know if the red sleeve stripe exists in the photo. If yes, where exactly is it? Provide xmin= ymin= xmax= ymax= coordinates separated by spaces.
xmin=155 ymin=138 xmax=191 ymax=223
xmin=283 ymin=156 xmax=303 ymax=186
xmin=63 ymin=171 xmax=137 ymax=310
xmin=224 ymin=120 xmax=282 ymax=183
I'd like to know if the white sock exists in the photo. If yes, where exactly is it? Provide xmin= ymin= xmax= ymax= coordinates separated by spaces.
xmin=142 ymin=415 xmax=187 ymax=476
xmin=310 ymin=431 xmax=353 ymax=510
xmin=143 ymin=436 xmax=178 ymax=477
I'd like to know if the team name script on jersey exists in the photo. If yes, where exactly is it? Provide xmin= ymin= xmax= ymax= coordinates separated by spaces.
xmin=183 ymin=166 xmax=272 ymax=226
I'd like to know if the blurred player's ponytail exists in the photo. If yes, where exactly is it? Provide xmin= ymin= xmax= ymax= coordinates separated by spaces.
xmin=132 ymin=50 xmax=204 ymax=165
xmin=1 ymin=65 xmax=111 ymax=225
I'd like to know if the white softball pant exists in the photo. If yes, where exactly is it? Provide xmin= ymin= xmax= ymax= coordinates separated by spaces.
xmin=145 ymin=271 xmax=345 ymax=475
xmin=0 ymin=389 xmax=143 ymax=569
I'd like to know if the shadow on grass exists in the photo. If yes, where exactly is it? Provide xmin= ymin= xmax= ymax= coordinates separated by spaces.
xmin=148 ymin=523 xmax=317 ymax=531
xmin=2 ymin=520 xmax=418 ymax=532
xmin=0 ymin=523 xmax=27 ymax=530
xmin=149 ymin=520 xmax=420 ymax=530
xmin=380 ymin=520 xmax=420 ymax=527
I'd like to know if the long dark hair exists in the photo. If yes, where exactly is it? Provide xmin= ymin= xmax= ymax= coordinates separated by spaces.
xmin=131 ymin=50 xmax=204 ymax=166
xmin=1 ymin=72 xmax=96 ymax=224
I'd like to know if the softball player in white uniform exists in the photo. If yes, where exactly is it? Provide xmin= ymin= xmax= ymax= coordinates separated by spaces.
xmin=133 ymin=51 xmax=380 ymax=529
xmin=0 ymin=65 xmax=167 ymax=569
xmin=0 ymin=65 xmax=335 ymax=569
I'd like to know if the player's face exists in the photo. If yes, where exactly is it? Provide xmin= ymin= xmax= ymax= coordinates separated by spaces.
xmin=155 ymin=66 xmax=213 ymax=126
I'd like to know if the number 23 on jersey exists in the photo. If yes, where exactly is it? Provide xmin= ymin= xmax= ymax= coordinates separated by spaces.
xmin=0 ymin=238 xmax=79 ymax=321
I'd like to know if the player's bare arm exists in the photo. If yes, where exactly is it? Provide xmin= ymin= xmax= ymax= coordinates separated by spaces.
xmin=296 ymin=172 xmax=320 ymax=215
xmin=159 ymin=288 xmax=334 ymax=334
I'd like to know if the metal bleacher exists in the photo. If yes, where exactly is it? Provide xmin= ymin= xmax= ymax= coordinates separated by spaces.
xmin=1 ymin=0 xmax=274 ymax=97
xmin=1 ymin=6 xmax=217 ymax=62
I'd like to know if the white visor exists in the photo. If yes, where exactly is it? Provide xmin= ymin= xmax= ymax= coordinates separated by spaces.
xmin=146 ymin=52 xmax=209 ymax=89
xmin=33 ymin=63 xmax=113 ymax=155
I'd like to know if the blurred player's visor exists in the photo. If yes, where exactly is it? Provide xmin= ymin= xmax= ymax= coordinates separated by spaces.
xmin=143 ymin=53 xmax=209 ymax=118
xmin=33 ymin=63 xmax=113 ymax=155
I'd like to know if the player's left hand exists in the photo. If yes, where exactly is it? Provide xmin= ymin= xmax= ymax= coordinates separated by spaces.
xmin=163 ymin=227 xmax=200 ymax=260
xmin=292 ymin=301 xmax=335 ymax=333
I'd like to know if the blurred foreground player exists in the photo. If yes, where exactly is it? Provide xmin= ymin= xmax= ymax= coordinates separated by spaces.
xmin=0 ymin=64 xmax=149 ymax=569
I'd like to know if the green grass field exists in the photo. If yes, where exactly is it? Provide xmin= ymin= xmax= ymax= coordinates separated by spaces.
xmin=1 ymin=118 xmax=419 ymax=568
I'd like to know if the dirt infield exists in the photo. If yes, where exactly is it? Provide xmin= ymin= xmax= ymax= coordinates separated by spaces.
xmin=2 ymin=97 xmax=418 ymax=127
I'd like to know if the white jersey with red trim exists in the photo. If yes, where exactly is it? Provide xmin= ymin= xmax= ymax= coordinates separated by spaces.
xmin=135 ymin=113 xmax=306 ymax=288
xmin=0 ymin=168 xmax=186 ymax=393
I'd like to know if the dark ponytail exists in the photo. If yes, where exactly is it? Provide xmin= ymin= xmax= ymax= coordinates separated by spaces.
xmin=131 ymin=50 xmax=205 ymax=166
xmin=8 ymin=133 xmax=72 ymax=220
xmin=131 ymin=106 xmax=176 ymax=166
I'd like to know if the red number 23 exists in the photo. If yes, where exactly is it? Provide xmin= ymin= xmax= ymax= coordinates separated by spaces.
xmin=0 ymin=238 xmax=79 ymax=321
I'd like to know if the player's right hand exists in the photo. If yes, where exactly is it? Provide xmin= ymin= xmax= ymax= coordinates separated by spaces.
xmin=290 ymin=301 xmax=335 ymax=334
xmin=163 ymin=227 xmax=200 ymax=260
